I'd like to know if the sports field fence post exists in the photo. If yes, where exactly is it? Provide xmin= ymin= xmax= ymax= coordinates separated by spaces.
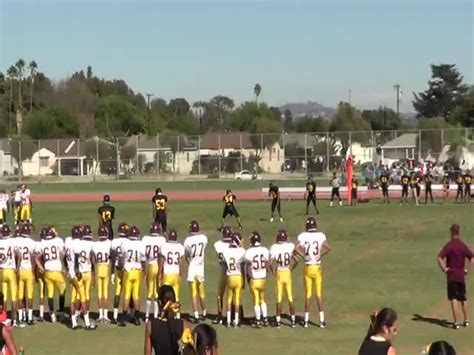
xmin=135 ymin=136 xmax=139 ymax=176
xmin=304 ymin=133 xmax=308 ymax=179
xmin=18 ymin=140 xmax=22 ymax=182
xmin=418 ymin=129 xmax=422 ymax=162
xmin=239 ymin=134 xmax=243 ymax=172
xmin=326 ymin=132 xmax=330 ymax=172
xmin=218 ymin=134 xmax=221 ymax=179
xmin=57 ymin=139 xmax=61 ymax=177
xmin=37 ymin=139 xmax=41 ymax=177
xmin=115 ymin=137 xmax=120 ymax=181
xmin=370 ymin=130 xmax=375 ymax=163
xmin=441 ymin=128 xmax=444 ymax=150
xmin=176 ymin=135 xmax=180 ymax=176
xmin=260 ymin=134 xmax=263 ymax=173
xmin=94 ymin=138 xmax=99 ymax=181
xmin=465 ymin=128 xmax=469 ymax=149
xmin=156 ymin=134 xmax=160 ymax=175
xmin=198 ymin=135 xmax=201 ymax=175
xmin=77 ymin=139 xmax=82 ymax=177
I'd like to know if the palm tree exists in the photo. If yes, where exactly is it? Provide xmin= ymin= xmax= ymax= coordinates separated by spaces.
xmin=6 ymin=65 xmax=18 ymax=132
xmin=193 ymin=101 xmax=207 ymax=133
xmin=15 ymin=59 xmax=25 ymax=110
xmin=254 ymin=83 xmax=262 ymax=104
xmin=28 ymin=61 xmax=38 ymax=115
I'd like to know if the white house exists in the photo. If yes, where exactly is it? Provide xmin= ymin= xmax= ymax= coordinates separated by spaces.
xmin=0 ymin=139 xmax=15 ymax=176
xmin=379 ymin=133 xmax=417 ymax=166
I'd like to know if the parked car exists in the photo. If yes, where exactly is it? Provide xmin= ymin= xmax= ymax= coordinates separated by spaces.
xmin=234 ymin=170 xmax=258 ymax=180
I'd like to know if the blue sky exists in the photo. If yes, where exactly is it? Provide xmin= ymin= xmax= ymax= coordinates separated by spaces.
xmin=1 ymin=0 xmax=472 ymax=112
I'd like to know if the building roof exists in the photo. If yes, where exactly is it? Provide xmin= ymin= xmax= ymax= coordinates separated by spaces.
xmin=381 ymin=133 xmax=417 ymax=149
xmin=200 ymin=132 xmax=254 ymax=150
xmin=134 ymin=135 xmax=197 ymax=151
xmin=284 ymin=134 xmax=319 ymax=148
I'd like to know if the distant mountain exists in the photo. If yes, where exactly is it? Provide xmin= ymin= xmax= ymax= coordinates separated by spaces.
xmin=280 ymin=101 xmax=336 ymax=119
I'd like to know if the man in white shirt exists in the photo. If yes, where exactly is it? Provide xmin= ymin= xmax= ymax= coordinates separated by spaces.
xmin=65 ymin=225 xmax=83 ymax=327
xmin=35 ymin=226 xmax=66 ymax=323
xmin=159 ymin=229 xmax=185 ymax=319
xmin=295 ymin=217 xmax=332 ymax=328
xmin=222 ymin=232 xmax=246 ymax=328
xmin=16 ymin=223 xmax=37 ymax=325
xmin=72 ymin=225 xmax=96 ymax=330
xmin=141 ymin=222 xmax=166 ymax=321
xmin=92 ymin=226 xmax=112 ymax=323
xmin=212 ymin=226 xmax=231 ymax=325
xmin=118 ymin=226 xmax=145 ymax=327
xmin=12 ymin=186 xmax=21 ymax=226
xmin=245 ymin=231 xmax=270 ymax=328
xmin=19 ymin=184 xmax=32 ymax=224
xmin=184 ymin=220 xmax=208 ymax=323
xmin=0 ymin=224 xmax=20 ymax=327
xmin=110 ymin=223 xmax=130 ymax=324
xmin=269 ymin=229 xmax=297 ymax=328
xmin=0 ymin=190 xmax=9 ymax=225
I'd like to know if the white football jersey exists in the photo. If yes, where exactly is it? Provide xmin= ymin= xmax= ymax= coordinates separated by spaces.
xmin=21 ymin=189 xmax=31 ymax=205
xmin=92 ymin=240 xmax=112 ymax=264
xmin=184 ymin=234 xmax=208 ymax=282
xmin=0 ymin=237 xmax=17 ymax=269
xmin=16 ymin=236 xmax=36 ymax=270
xmin=270 ymin=242 xmax=295 ymax=271
xmin=37 ymin=237 xmax=65 ymax=272
xmin=0 ymin=194 xmax=8 ymax=210
xmin=64 ymin=237 xmax=79 ymax=275
xmin=121 ymin=239 xmax=145 ymax=272
xmin=214 ymin=240 xmax=229 ymax=272
xmin=74 ymin=239 xmax=94 ymax=273
xmin=296 ymin=231 xmax=327 ymax=265
xmin=142 ymin=235 xmax=166 ymax=265
xmin=222 ymin=247 xmax=246 ymax=276
xmin=14 ymin=191 xmax=21 ymax=203
xmin=160 ymin=242 xmax=185 ymax=275
xmin=245 ymin=246 xmax=270 ymax=280
xmin=111 ymin=237 xmax=128 ymax=267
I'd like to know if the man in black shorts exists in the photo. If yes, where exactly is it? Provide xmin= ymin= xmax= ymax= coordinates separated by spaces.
xmin=424 ymin=173 xmax=434 ymax=204
xmin=463 ymin=173 xmax=471 ymax=203
xmin=329 ymin=172 xmax=342 ymax=207
xmin=268 ymin=182 xmax=283 ymax=222
xmin=380 ymin=170 xmax=390 ymax=204
xmin=304 ymin=176 xmax=319 ymax=215
xmin=152 ymin=188 xmax=168 ymax=232
xmin=400 ymin=172 xmax=409 ymax=205
xmin=455 ymin=175 xmax=464 ymax=202
xmin=220 ymin=189 xmax=242 ymax=230
xmin=438 ymin=224 xmax=473 ymax=329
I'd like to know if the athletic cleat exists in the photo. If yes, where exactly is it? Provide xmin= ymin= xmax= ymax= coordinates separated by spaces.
xmin=263 ymin=318 xmax=269 ymax=327
xmin=144 ymin=317 xmax=149 ymax=323
xmin=190 ymin=317 xmax=200 ymax=324
xmin=320 ymin=321 xmax=327 ymax=329
xmin=118 ymin=321 xmax=126 ymax=327
xmin=103 ymin=318 xmax=112 ymax=324
xmin=71 ymin=325 xmax=78 ymax=330
xmin=50 ymin=314 xmax=57 ymax=323
xmin=212 ymin=316 xmax=222 ymax=325
xmin=217 ymin=227 xmax=223 ymax=232
xmin=303 ymin=321 xmax=309 ymax=328
xmin=452 ymin=323 xmax=460 ymax=329
xmin=111 ymin=319 xmax=118 ymax=325
xmin=38 ymin=317 xmax=44 ymax=323
xmin=27 ymin=320 xmax=35 ymax=326
xmin=14 ymin=321 xmax=26 ymax=328
xmin=134 ymin=318 xmax=141 ymax=326
xmin=85 ymin=324 xmax=97 ymax=330
xmin=251 ymin=320 xmax=262 ymax=328
xmin=291 ymin=320 xmax=296 ymax=328
xmin=238 ymin=225 xmax=243 ymax=230
xmin=463 ymin=320 xmax=470 ymax=327
xmin=274 ymin=321 xmax=281 ymax=328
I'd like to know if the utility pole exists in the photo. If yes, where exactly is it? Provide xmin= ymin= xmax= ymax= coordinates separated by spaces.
xmin=348 ymin=89 xmax=352 ymax=105
xmin=393 ymin=84 xmax=401 ymax=120
xmin=146 ymin=93 xmax=153 ymax=136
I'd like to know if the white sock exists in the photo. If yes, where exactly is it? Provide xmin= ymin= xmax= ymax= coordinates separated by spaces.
xmin=276 ymin=315 xmax=281 ymax=322
xmin=99 ymin=308 xmax=103 ymax=319
xmin=103 ymin=309 xmax=109 ymax=319
xmin=319 ymin=311 xmax=325 ymax=323
xmin=39 ymin=305 xmax=44 ymax=318
xmin=18 ymin=309 xmax=23 ymax=322
xmin=146 ymin=300 xmax=152 ymax=317
xmin=176 ymin=312 xmax=181 ymax=319
xmin=194 ymin=311 xmax=199 ymax=319
xmin=254 ymin=305 xmax=261 ymax=321
xmin=234 ymin=312 xmax=239 ymax=325
xmin=51 ymin=313 xmax=57 ymax=323
xmin=304 ymin=312 xmax=309 ymax=323
xmin=153 ymin=301 xmax=159 ymax=318
xmin=84 ymin=313 xmax=91 ymax=327
xmin=291 ymin=314 xmax=296 ymax=322
xmin=28 ymin=309 xmax=33 ymax=321
xmin=113 ymin=308 xmax=119 ymax=320
xmin=71 ymin=315 xmax=77 ymax=327
xmin=227 ymin=311 xmax=231 ymax=325
xmin=330 ymin=201 xmax=333 ymax=207
xmin=261 ymin=303 xmax=268 ymax=318
xmin=202 ymin=309 xmax=207 ymax=317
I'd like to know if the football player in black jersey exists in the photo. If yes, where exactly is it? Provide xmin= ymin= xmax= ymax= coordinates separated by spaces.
xmin=268 ymin=182 xmax=283 ymax=222
xmin=304 ymin=177 xmax=319 ymax=214
xmin=98 ymin=194 xmax=115 ymax=240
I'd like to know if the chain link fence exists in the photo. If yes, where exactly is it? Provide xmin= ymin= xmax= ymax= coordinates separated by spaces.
xmin=0 ymin=128 xmax=472 ymax=182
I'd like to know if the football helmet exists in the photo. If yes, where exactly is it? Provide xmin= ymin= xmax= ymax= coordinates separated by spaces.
xmin=82 ymin=225 xmax=93 ymax=240
xmin=230 ymin=232 xmax=242 ymax=247
xmin=128 ymin=226 xmax=140 ymax=240
xmin=20 ymin=223 xmax=32 ymax=237
xmin=118 ymin=223 xmax=129 ymax=237
xmin=276 ymin=229 xmax=288 ymax=243
xmin=168 ymin=229 xmax=178 ymax=242
xmin=149 ymin=222 xmax=161 ymax=235
xmin=222 ymin=226 xmax=232 ymax=242
xmin=71 ymin=225 xmax=83 ymax=239
xmin=250 ymin=231 xmax=261 ymax=247
xmin=1 ymin=224 xmax=11 ymax=238
xmin=98 ymin=226 xmax=109 ymax=240
xmin=189 ymin=220 xmax=200 ymax=234
xmin=40 ymin=227 xmax=49 ymax=240
xmin=306 ymin=217 xmax=317 ymax=231
xmin=103 ymin=194 xmax=111 ymax=204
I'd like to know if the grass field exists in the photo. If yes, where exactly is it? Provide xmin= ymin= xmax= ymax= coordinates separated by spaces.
xmin=9 ymin=200 xmax=474 ymax=355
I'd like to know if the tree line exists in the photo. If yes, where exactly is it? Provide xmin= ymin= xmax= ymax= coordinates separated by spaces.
xmin=0 ymin=61 xmax=472 ymax=144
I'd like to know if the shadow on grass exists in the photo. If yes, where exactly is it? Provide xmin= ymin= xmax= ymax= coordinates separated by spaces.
xmin=412 ymin=314 xmax=452 ymax=328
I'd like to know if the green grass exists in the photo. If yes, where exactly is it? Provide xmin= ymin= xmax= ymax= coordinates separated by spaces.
xmin=9 ymin=200 xmax=474 ymax=354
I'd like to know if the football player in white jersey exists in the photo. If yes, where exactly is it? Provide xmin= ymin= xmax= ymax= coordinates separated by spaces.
xmin=16 ymin=223 xmax=37 ymax=325
xmin=19 ymin=184 xmax=32 ymax=224
xmin=269 ymin=229 xmax=297 ymax=328
xmin=35 ymin=226 xmax=66 ymax=323
xmin=92 ymin=225 xmax=112 ymax=323
xmin=0 ymin=224 xmax=20 ymax=327
xmin=118 ymin=226 xmax=145 ymax=327
xmin=35 ymin=227 xmax=49 ymax=322
xmin=0 ymin=189 xmax=9 ymax=225
xmin=65 ymin=225 xmax=83 ymax=326
xmin=245 ymin=231 xmax=270 ymax=328
xmin=110 ymin=222 xmax=130 ymax=324
xmin=212 ymin=226 xmax=231 ymax=325
xmin=142 ymin=222 xmax=166 ymax=322
xmin=222 ymin=232 xmax=246 ymax=328
xmin=159 ymin=229 xmax=185 ymax=319
xmin=295 ymin=217 xmax=332 ymax=328
xmin=184 ymin=220 xmax=208 ymax=323
xmin=72 ymin=225 xmax=96 ymax=330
